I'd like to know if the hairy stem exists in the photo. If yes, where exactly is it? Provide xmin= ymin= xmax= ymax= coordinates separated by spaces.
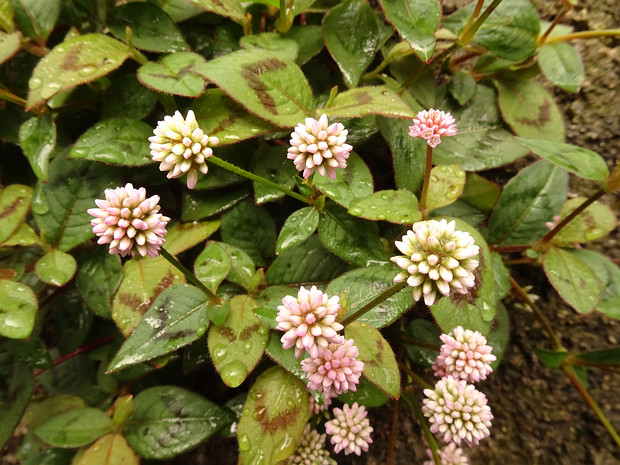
xmin=419 ymin=145 xmax=433 ymax=218
xmin=544 ymin=29 xmax=620 ymax=44
xmin=341 ymin=282 xmax=408 ymax=327
xmin=403 ymin=390 xmax=441 ymax=464
xmin=160 ymin=247 xmax=222 ymax=304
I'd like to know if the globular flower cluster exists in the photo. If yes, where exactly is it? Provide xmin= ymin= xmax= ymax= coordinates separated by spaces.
xmin=149 ymin=110 xmax=219 ymax=189
xmin=287 ymin=113 xmax=352 ymax=179
xmin=391 ymin=219 xmax=480 ymax=306
xmin=423 ymin=444 xmax=469 ymax=465
xmin=285 ymin=424 xmax=335 ymax=465
xmin=276 ymin=286 xmax=344 ymax=359
xmin=325 ymin=402 xmax=373 ymax=456
xmin=422 ymin=376 xmax=493 ymax=447
xmin=432 ymin=326 xmax=497 ymax=383
xmin=88 ymin=183 xmax=170 ymax=258
xmin=308 ymin=393 xmax=332 ymax=416
xmin=409 ymin=108 xmax=457 ymax=147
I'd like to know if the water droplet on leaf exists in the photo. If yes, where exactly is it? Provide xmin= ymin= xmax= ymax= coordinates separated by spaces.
xmin=238 ymin=434 xmax=251 ymax=451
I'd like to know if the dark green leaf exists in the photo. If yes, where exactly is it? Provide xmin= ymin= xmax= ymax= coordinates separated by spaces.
xmin=542 ymin=247 xmax=603 ymax=314
xmin=380 ymin=0 xmax=440 ymax=62
xmin=0 ymin=184 xmax=33 ymax=244
xmin=27 ymin=34 xmax=130 ymax=110
xmin=108 ymin=285 xmax=209 ymax=372
xmin=345 ymin=321 xmax=400 ymax=398
xmin=18 ymin=115 xmax=55 ymax=181
xmin=0 ymin=363 xmax=33 ymax=450
xmin=322 ymin=86 xmax=415 ymax=119
xmin=125 ymin=386 xmax=235 ymax=459
xmin=487 ymin=160 xmax=568 ymax=245
xmin=430 ymin=200 xmax=485 ymax=227
xmin=338 ymin=376 xmax=389 ymax=407
xmin=450 ymin=70 xmax=477 ymax=105
xmin=76 ymin=248 xmax=122 ymax=319
xmin=194 ymin=242 xmax=231 ymax=294
xmin=109 ymin=2 xmax=189 ymax=53
xmin=323 ymin=0 xmax=378 ymax=88
xmin=150 ymin=0 xmax=206 ymax=22
xmin=349 ymin=189 xmax=421 ymax=224
xmin=12 ymin=0 xmax=60 ymax=41
xmin=491 ymin=252 xmax=510 ymax=299
xmin=276 ymin=207 xmax=320 ymax=254
xmin=538 ymin=42 xmax=584 ymax=93
xmin=217 ymin=242 xmax=257 ymax=290
xmin=195 ymin=49 xmax=314 ymax=127
xmin=551 ymin=198 xmax=616 ymax=246
xmin=577 ymin=347 xmax=620 ymax=365
xmin=35 ymin=250 xmax=77 ymax=287
xmin=35 ymin=408 xmax=112 ymax=448
xmin=326 ymin=264 xmax=415 ymax=328
xmin=536 ymin=349 xmax=569 ymax=369
xmin=181 ymin=184 xmax=251 ymax=221
xmin=6 ymin=337 xmax=51 ymax=369
xmin=318 ymin=203 xmax=389 ymax=267
xmin=514 ymin=137 xmax=608 ymax=182
xmin=460 ymin=173 xmax=501 ymax=212
xmin=250 ymin=144 xmax=297 ymax=204
xmin=388 ymin=53 xmax=434 ymax=109
xmin=313 ymin=152 xmax=373 ymax=209
xmin=267 ymin=234 xmax=348 ymax=285
xmin=284 ymin=25 xmax=324 ymax=65
xmin=570 ymin=249 xmax=620 ymax=319
xmin=404 ymin=319 xmax=440 ymax=366
xmin=237 ymin=367 xmax=308 ymax=465
xmin=0 ymin=279 xmax=37 ymax=339
xmin=101 ymin=73 xmax=157 ymax=120
xmin=138 ymin=52 xmax=207 ymax=97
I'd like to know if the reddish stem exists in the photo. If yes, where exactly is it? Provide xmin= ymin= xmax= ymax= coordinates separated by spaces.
xmin=33 ymin=334 xmax=115 ymax=377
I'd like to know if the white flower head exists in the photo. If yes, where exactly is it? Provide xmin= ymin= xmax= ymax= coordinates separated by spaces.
xmin=325 ymin=402 xmax=373 ymax=456
xmin=285 ymin=424 xmax=336 ymax=465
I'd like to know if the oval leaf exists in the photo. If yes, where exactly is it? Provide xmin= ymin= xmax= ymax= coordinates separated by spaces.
xmin=276 ymin=207 xmax=319 ymax=254
xmin=0 ymin=31 xmax=21 ymax=64
xmin=35 ymin=408 xmax=113 ymax=448
xmin=240 ymin=32 xmax=299 ymax=61
xmin=551 ymin=198 xmax=616 ymax=246
xmin=323 ymin=86 xmax=415 ymax=119
xmin=75 ymin=434 xmax=139 ymax=465
xmin=35 ymin=250 xmax=77 ymax=286
xmin=425 ymin=164 xmax=466 ymax=212
xmin=0 ymin=184 xmax=33 ymax=244
xmin=138 ymin=52 xmax=207 ymax=97
xmin=18 ymin=115 xmax=56 ymax=181
xmin=313 ymin=152 xmax=373 ymax=209
xmin=0 ymin=279 xmax=37 ymax=339
xmin=76 ymin=248 xmax=122 ymax=319
xmin=188 ymin=0 xmax=246 ymax=22
xmin=194 ymin=242 xmax=231 ymax=294
xmin=164 ymin=219 xmax=220 ymax=256
xmin=349 ymin=189 xmax=421 ymax=223
xmin=538 ymin=42 xmax=584 ymax=93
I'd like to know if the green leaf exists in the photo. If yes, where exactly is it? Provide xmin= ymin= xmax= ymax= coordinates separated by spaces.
xmin=75 ymin=434 xmax=139 ymax=465
xmin=318 ymin=203 xmax=389 ymax=267
xmin=322 ymin=86 xmax=415 ymax=119
xmin=338 ymin=376 xmax=389 ymax=407
xmin=108 ymin=2 xmax=189 ymax=53
xmin=276 ymin=207 xmax=319 ymax=254
xmin=570 ymin=249 xmax=620 ymax=319
xmin=164 ymin=220 xmax=221 ymax=256
xmin=76 ymin=248 xmax=121 ymax=319
xmin=194 ymin=242 xmax=231 ymax=294
xmin=380 ymin=0 xmax=440 ymax=62
xmin=404 ymin=319 xmax=441 ymax=366
xmin=388 ymin=53 xmax=434 ymax=110
xmin=542 ymin=247 xmax=603 ymax=314
xmin=32 ymin=156 xmax=121 ymax=251
xmin=425 ymin=164 xmax=466 ymax=212
xmin=12 ymin=0 xmax=60 ymax=41
xmin=0 ymin=184 xmax=32 ymax=244
xmin=22 ymin=395 xmax=87 ymax=429
xmin=349 ymin=189 xmax=421 ymax=224
xmin=551 ymin=198 xmax=616 ymax=246
xmin=125 ymin=386 xmax=234 ymax=459
xmin=6 ymin=337 xmax=51 ymax=369
xmin=460 ymin=173 xmax=501 ymax=212
xmin=150 ymin=0 xmax=205 ymax=22
xmin=345 ymin=321 xmax=400 ymax=398
xmin=192 ymin=89 xmax=277 ymax=145
xmin=266 ymin=234 xmax=348 ymax=285
xmin=377 ymin=116 xmax=425 ymax=193
xmin=491 ymin=252 xmax=510 ymax=299
xmin=220 ymin=200 xmax=276 ymax=267
xmin=138 ymin=52 xmax=207 ymax=97
xmin=26 ymin=34 xmax=130 ymax=110
xmin=35 ymin=408 xmax=113 ymax=448
xmin=0 ymin=30 xmax=20 ymax=64
xmin=430 ymin=219 xmax=496 ymax=335
xmin=514 ymin=137 xmax=608 ymax=182
xmin=577 ymin=347 xmax=620 ymax=365
xmin=18 ymin=115 xmax=55 ymax=181
xmin=68 ymin=118 xmax=153 ymax=166
xmin=264 ymin=331 xmax=306 ymax=382
xmin=430 ymin=200 xmax=485 ymax=227
xmin=112 ymin=256 xmax=185 ymax=337
xmin=323 ymin=0 xmax=378 ymax=88
xmin=0 ymin=364 xmax=33 ymax=450
xmin=217 ymin=242 xmax=257 ymax=290
xmin=108 ymin=284 xmax=209 ymax=372
xmin=284 ymin=25 xmax=324 ymax=65
xmin=187 ymin=0 xmax=246 ymax=22
xmin=1 ymin=222 xmax=40 ymax=246
xmin=449 ymin=70 xmax=477 ymax=105
xmin=313 ymin=152 xmax=373 ymax=209
xmin=101 ymin=73 xmax=157 ymax=120
xmin=0 ymin=0 xmax=13 ymax=32
xmin=433 ymin=84 xmax=529 ymax=170
xmin=327 ymin=264 xmax=415 ymax=328
xmin=536 ymin=349 xmax=570 ymax=369
xmin=240 ymin=32 xmax=299 ymax=61
xmin=538 ymin=42 xmax=584 ymax=93
xmin=250 ymin=144 xmax=297 ymax=204
xmin=34 ymin=250 xmax=77 ymax=287
xmin=195 ymin=49 xmax=314 ymax=127
xmin=237 ymin=367 xmax=308 ymax=465
xmin=181 ymin=184 xmax=251 ymax=221
xmin=0 ymin=279 xmax=37 ymax=339
xmin=208 ymin=295 xmax=268 ymax=387
xmin=487 ymin=160 xmax=568 ymax=245
xmin=495 ymin=78 xmax=565 ymax=142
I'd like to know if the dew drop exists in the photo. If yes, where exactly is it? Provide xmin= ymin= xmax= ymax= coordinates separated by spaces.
xmin=40 ymin=82 xmax=61 ymax=99
xmin=243 ymin=341 xmax=252 ymax=353
xmin=31 ymin=189 xmax=49 ymax=215
xmin=78 ymin=65 xmax=97 ymax=77
xmin=257 ymin=326 xmax=268 ymax=336
xmin=238 ymin=434 xmax=251 ymax=451
xmin=211 ymin=346 xmax=227 ymax=363
xmin=29 ymin=77 xmax=42 ymax=89
xmin=349 ymin=207 xmax=362 ymax=216
xmin=221 ymin=361 xmax=248 ymax=387
xmin=377 ymin=214 xmax=386 ymax=220
xmin=430 ymin=175 xmax=439 ymax=182
xmin=253 ymin=406 xmax=266 ymax=421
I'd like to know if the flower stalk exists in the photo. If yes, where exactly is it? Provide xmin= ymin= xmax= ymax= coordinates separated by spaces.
xmin=420 ymin=144 xmax=433 ymax=217
xmin=402 ymin=392 xmax=441 ymax=464
xmin=341 ymin=282 xmax=407 ymax=327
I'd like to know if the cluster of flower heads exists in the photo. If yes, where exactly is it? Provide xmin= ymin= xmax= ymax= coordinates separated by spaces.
xmin=422 ymin=326 xmax=495 ymax=451
xmin=284 ymin=424 xmax=336 ymax=465
xmin=409 ymin=108 xmax=458 ymax=147
xmin=391 ymin=219 xmax=480 ymax=306
xmin=423 ymin=443 xmax=469 ymax=465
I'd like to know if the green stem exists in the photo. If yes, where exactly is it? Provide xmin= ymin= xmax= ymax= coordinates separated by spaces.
xmin=341 ymin=282 xmax=407 ymax=327
xmin=543 ymin=29 xmax=620 ymax=44
xmin=125 ymin=26 xmax=148 ymax=65
xmin=402 ymin=391 xmax=441 ymax=464
xmin=400 ymin=362 xmax=431 ymax=390
xmin=458 ymin=0 xmax=503 ymax=46
xmin=159 ymin=248 xmax=222 ymax=304
xmin=537 ymin=5 xmax=570 ymax=46
xmin=0 ymin=88 xmax=26 ymax=107
xmin=208 ymin=155 xmax=314 ymax=205
xmin=562 ymin=364 xmax=620 ymax=447
xmin=532 ymin=189 xmax=605 ymax=252
xmin=419 ymin=145 xmax=433 ymax=218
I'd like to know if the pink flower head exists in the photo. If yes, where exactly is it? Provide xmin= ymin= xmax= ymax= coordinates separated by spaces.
xmin=88 ymin=183 xmax=170 ymax=258
xmin=422 ymin=376 xmax=493 ymax=447
xmin=276 ymin=286 xmax=344 ymax=359
xmin=308 ymin=393 xmax=333 ymax=416
xmin=285 ymin=424 xmax=335 ymax=465
xmin=149 ymin=110 xmax=219 ymax=189
xmin=423 ymin=444 xmax=469 ymax=465
xmin=409 ymin=109 xmax=457 ymax=147
xmin=432 ymin=326 xmax=497 ymax=383
xmin=301 ymin=338 xmax=364 ymax=397
xmin=287 ymin=113 xmax=352 ymax=179
xmin=325 ymin=402 xmax=373 ymax=456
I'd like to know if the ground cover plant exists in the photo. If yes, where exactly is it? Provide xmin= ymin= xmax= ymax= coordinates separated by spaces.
xmin=0 ymin=0 xmax=619 ymax=464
